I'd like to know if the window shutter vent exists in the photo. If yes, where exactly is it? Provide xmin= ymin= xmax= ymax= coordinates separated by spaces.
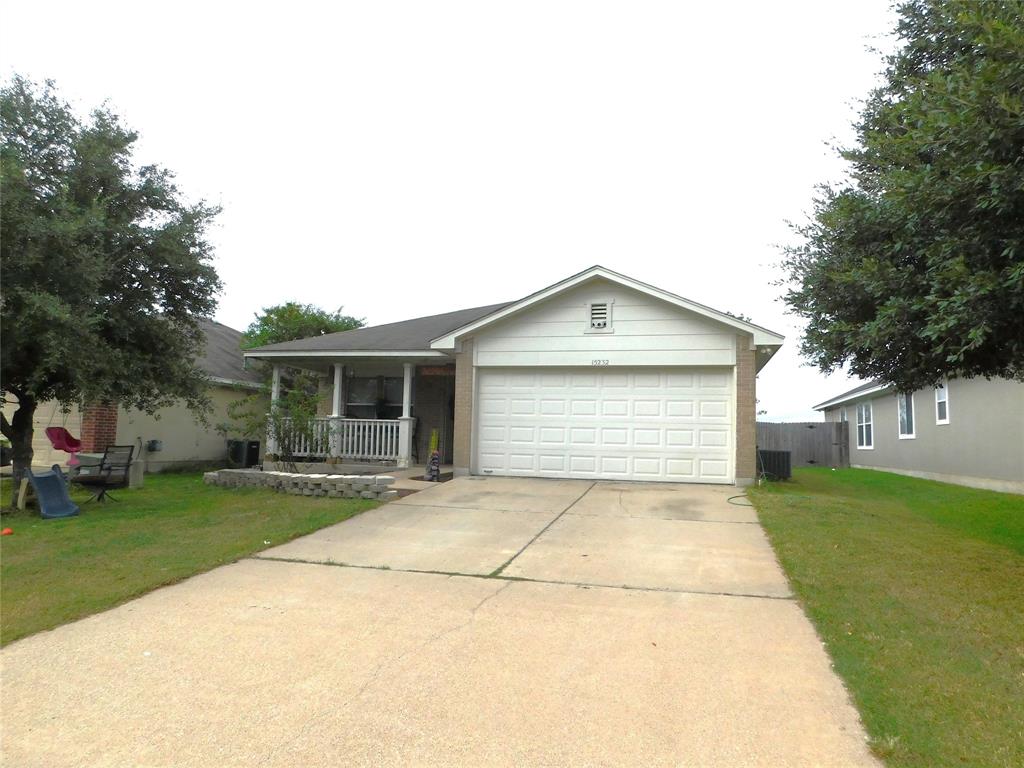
xmin=590 ymin=303 xmax=609 ymax=329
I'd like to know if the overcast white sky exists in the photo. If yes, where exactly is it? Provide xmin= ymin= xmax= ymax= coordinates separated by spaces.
xmin=2 ymin=0 xmax=896 ymax=420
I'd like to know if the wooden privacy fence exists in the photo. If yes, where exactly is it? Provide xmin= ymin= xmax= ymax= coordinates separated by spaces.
xmin=756 ymin=421 xmax=849 ymax=469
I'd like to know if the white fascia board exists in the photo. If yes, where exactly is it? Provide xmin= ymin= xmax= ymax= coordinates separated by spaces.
xmin=243 ymin=349 xmax=447 ymax=359
xmin=813 ymin=383 xmax=892 ymax=411
xmin=429 ymin=265 xmax=786 ymax=349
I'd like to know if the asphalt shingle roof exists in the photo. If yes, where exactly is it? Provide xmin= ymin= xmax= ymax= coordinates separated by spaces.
xmin=813 ymin=379 xmax=887 ymax=410
xmin=197 ymin=318 xmax=263 ymax=385
xmin=247 ymin=303 xmax=512 ymax=354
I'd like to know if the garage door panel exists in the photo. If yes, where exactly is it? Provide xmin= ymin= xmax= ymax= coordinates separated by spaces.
xmin=570 ymin=455 xmax=597 ymax=473
xmin=633 ymin=429 xmax=662 ymax=447
xmin=601 ymin=428 xmax=629 ymax=446
xmin=699 ymin=401 xmax=728 ymax=418
xmin=602 ymin=400 xmax=629 ymax=417
xmin=666 ymin=400 xmax=695 ymax=417
xmin=539 ymin=427 xmax=566 ymax=444
xmin=479 ymin=425 xmax=506 ymax=443
xmin=666 ymin=373 xmax=695 ymax=388
xmin=599 ymin=456 xmax=629 ymax=475
xmin=480 ymin=397 xmax=507 ymax=415
xmin=699 ymin=458 xmax=730 ymax=479
xmin=665 ymin=458 xmax=697 ymax=479
xmin=633 ymin=457 xmax=662 ymax=476
xmin=509 ymin=454 xmax=536 ymax=470
xmin=700 ymin=372 xmax=730 ymax=389
xmin=667 ymin=429 xmax=695 ymax=447
xmin=633 ymin=400 xmax=661 ymax=417
xmin=570 ymin=428 xmax=596 ymax=445
xmin=570 ymin=400 xmax=597 ymax=416
xmin=539 ymin=399 xmax=565 ymax=415
xmin=508 ymin=426 xmax=535 ymax=443
xmin=476 ymin=367 xmax=733 ymax=484
xmin=632 ymin=373 xmax=661 ymax=388
xmin=699 ymin=429 xmax=729 ymax=447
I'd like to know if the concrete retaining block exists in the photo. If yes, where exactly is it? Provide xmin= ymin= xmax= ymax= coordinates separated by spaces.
xmin=205 ymin=469 xmax=399 ymax=501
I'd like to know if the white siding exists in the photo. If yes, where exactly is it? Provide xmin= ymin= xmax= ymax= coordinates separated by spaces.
xmin=472 ymin=279 xmax=738 ymax=368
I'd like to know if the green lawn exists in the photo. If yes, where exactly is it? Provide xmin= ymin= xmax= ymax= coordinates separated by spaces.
xmin=749 ymin=469 xmax=1024 ymax=768
xmin=0 ymin=473 xmax=376 ymax=646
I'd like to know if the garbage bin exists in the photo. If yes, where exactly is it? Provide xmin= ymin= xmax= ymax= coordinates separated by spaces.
xmin=245 ymin=440 xmax=260 ymax=468
xmin=227 ymin=439 xmax=247 ymax=468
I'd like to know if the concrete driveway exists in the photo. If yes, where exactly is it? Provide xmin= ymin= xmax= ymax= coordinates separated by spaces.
xmin=2 ymin=477 xmax=877 ymax=767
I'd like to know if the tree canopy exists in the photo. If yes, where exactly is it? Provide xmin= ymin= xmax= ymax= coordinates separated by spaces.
xmin=219 ymin=303 xmax=364 ymax=446
xmin=242 ymin=303 xmax=363 ymax=349
xmin=781 ymin=0 xmax=1024 ymax=392
xmin=0 ymin=75 xmax=221 ymax=485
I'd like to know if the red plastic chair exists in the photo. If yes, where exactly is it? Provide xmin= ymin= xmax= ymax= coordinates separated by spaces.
xmin=45 ymin=427 xmax=83 ymax=467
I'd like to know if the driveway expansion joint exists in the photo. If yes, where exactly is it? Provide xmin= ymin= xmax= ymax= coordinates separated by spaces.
xmin=566 ymin=512 xmax=762 ymax=525
xmin=248 ymin=554 xmax=795 ymax=602
xmin=487 ymin=481 xmax=597 ymax=577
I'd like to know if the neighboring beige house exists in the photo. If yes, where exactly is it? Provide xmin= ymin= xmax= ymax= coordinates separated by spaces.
xmin=815 ymin=377 xmax=1024 ymax=494
xmin=3 ymin=319 xmax=264 ymax=472
xmin=244 ymin=266 xmax=785 ymax=486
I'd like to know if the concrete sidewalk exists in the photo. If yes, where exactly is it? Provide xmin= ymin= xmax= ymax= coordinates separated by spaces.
xmin=1 ymin=477 xmax=879 ymax=767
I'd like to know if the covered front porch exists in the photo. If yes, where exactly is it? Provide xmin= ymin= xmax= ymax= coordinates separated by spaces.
xmin=259 ymin=354 xmax=456 ymax=470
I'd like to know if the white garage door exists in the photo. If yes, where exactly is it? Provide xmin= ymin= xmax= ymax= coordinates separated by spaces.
xmin=475 ymin=367 xmax=734 ymax=483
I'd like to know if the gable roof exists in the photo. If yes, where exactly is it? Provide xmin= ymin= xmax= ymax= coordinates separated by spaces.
xmin=430 ymin=265 xmax=786 ymax=350
xmin=813 ymin=379 xmax=891 ymax=411
xmin=244 ymin=303 xmax=512 ymax=357
xmin=197 ymin=318 xmax=263 ymax=387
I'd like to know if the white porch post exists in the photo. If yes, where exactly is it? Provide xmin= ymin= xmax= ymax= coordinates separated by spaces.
xmin=330 ymin=363 xmax=344 ymax=457
xmin=397 ymin=362 xmax=414 ymax=468
xmin=268 ymin=364 xmax=282 ymax=455
xmin=331 ymin=363 xmax=344 ymax=417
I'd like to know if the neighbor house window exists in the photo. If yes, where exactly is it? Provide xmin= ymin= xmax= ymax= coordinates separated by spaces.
xmin=935 ymin=382 xmax=949 ymax=424
xmin=856 ymin=402 xmax=873 ymax=449
xmin=897 ymin=392 xmax=915 ymax=439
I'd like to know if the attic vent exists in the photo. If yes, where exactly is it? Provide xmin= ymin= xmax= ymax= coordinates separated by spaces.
xmin=589 ymin=302 xmax=611 ymax=331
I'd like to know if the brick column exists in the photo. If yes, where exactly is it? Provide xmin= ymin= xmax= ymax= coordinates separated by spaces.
xmin=452 ymin=339 xmax=474 ymax=476
xmin=80 ymin=403 xmax=119 ymax=452
xmin=735 ymin=334 xmax=757 ymax=486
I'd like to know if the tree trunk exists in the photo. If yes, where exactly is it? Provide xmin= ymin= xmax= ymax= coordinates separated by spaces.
xmin=2 ymin=396 xmax=36 ymax=507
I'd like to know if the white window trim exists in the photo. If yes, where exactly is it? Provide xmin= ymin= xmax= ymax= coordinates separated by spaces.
xmin=856 ymin=401 xmax=874 ymax=449
xmin=935 ymin=382 xmax=950 ymax=425
xmin=583 ymin=299 xmax=615 ymax=334
xmin=897 ymin=392 xmax=916 ymax=439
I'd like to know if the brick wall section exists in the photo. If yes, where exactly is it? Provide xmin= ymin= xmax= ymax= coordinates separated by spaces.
xmin=453 ymin=339 xmax=474 ymax=474
xmin=735 ymin=334 xmax=757 ymax=484
xmin=80 ymin=402 xmax=119 ymax=452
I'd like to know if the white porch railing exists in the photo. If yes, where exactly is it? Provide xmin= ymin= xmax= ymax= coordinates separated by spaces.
xmin=275 ymin=417 xmax=405 ymax=463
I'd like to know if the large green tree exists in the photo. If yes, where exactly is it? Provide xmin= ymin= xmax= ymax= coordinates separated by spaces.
xmin=1 ymin=76 xmax=221 ymax=498
xmin=782 ymin=0 xmax=1024 ymax=392
xmin=219 ymin=303 xmax=364 ymax=453
xmin=241 ymin=302 xmax=363 ymax=349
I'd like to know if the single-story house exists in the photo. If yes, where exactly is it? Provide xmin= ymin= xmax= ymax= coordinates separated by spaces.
xmin=2 ymin=319 xmax=264 ymax=472
xmin=244 ymin=266 xmax=785 ymax=486
xmin=815 ymin=377 xmax=1024 ymax=494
